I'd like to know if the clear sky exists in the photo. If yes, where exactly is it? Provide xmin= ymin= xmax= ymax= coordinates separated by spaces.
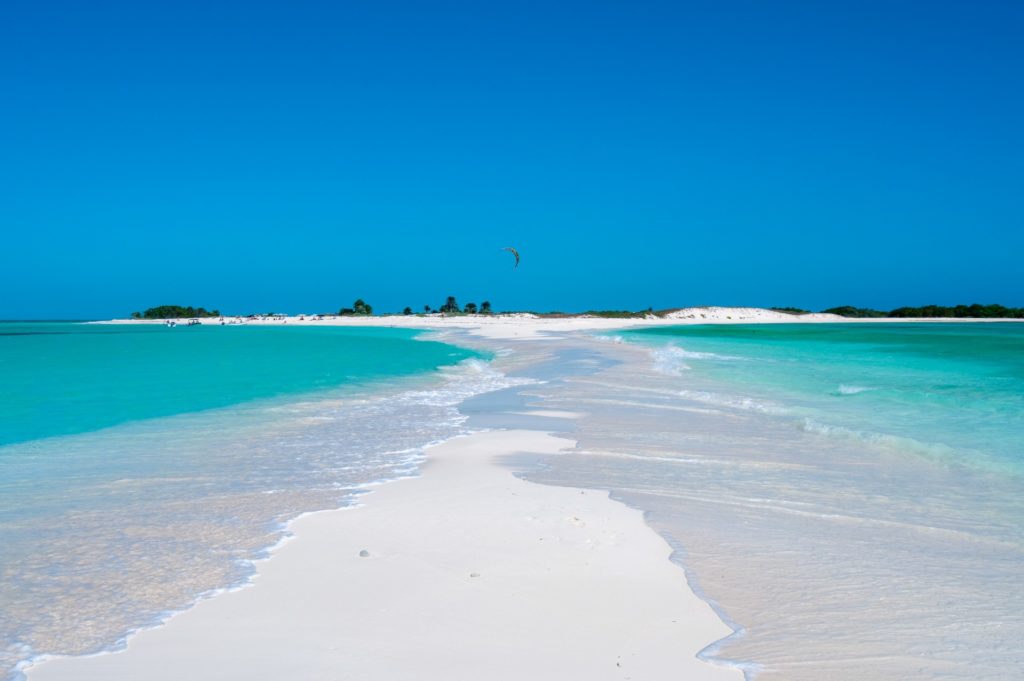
xmin=2 ymin=0 xmax=1022 ymax=318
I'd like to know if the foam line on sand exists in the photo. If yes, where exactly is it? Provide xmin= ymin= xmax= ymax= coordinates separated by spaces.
xmin=26 ymin=429 xmax=741 ymax=681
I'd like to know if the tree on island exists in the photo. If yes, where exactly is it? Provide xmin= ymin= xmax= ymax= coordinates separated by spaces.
xmin=824 ymin=304 xmax=1024 ymax=319
xmin=887 ymin=303 xmax=1023 ymax=318
xmin=440 ymin=296 xmax=459 ymax=314
xmin=403 ymin=307 xmax=413 ymax=315
xmin=133 ymin=305 xmax=221 ymax=319
xmin=822 ymin=306 xmax=887 ymax=318
xmin=424 ymin=305 xmax=432 ymax=314
xmin=339 ymin=299 xmax=373 ymax=316
xmin=480 ymin=301 xmax=492 ymax=314
xmin=464 ymin=302 xmax=477 ymax=314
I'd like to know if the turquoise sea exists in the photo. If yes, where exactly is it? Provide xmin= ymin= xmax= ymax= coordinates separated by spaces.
xmin=6 ymin=321 xmax=1022 ymax=680
xmin=629 ymin=323 xmax=1024 ymax=474
xmin=0 ymin=323 xmax=513 ymax=679
xmin=514 ymin=322 xmax=1024 ymax=680
xmin=0 ymin=323 xmax=475 ymax=447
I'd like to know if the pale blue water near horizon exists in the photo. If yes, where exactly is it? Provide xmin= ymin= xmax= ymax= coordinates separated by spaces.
xmin=0 ymin=323 xmax=526 ymax=679
xmin=510 ymin=322 xmax=1024 ymax=679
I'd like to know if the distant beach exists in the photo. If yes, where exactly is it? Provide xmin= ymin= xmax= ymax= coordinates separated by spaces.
xmin=99 ymin=304 xmax=1024 ymax=338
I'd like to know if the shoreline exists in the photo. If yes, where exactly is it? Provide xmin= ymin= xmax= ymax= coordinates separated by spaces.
xmin=94 ymin=306 xmax=1024 ymax=342
xmin=16 ymin=318 xmax=1022 ymax=679
xmin=25 ymin=426 xmax=743 ymax=681
xmin=1 ymin=335 xmax=525 ymax=681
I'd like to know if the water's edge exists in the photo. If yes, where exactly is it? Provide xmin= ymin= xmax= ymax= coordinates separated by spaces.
xmin=4 ymin=331 xmax=524 ymax=680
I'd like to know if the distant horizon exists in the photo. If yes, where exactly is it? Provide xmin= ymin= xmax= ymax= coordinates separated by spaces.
xmin=6 ymin=300 xmax=1024 ymax=322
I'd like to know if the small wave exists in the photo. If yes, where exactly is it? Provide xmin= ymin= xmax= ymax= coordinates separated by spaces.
xmin=800 ymin=418 xmax=959 ymax=460
xmin=593 ymin=334 xmax=624 ymax=344
xmin=677 ymin=389 xmax=786 ymax=415
xmin=649 ymin=345 xmax=747 ymax=376
xmin=650 ymin=347 xmax=692 ymax=375
xmin=835 ymin=384 xmax=877 ymax=396
xmin=670 ymin=347 xmax=744 ymax=361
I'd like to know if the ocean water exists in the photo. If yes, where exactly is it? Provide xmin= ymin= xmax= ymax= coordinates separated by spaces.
xmin=0 ymin=323 xmax=523 ymax=679
xmin=0 ymin=323 xmax=479 ymax=446
xmin=509 ymin=324 xmax=1024 ymax=680
xmin=630 ymin=324 xmax=1024 ymax=475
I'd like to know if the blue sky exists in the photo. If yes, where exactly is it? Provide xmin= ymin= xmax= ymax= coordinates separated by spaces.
xmin=2 ymin=0 xmax=1022 ymax=318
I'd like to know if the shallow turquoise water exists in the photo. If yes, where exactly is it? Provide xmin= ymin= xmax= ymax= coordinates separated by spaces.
xmin=625 ymin=323 xmax=1024 ymax=473
xmin=0 ymin=323 xmax=518 ymax=679
xmin=0 ymin=323 xmax=475 ymax=447
xmin=508 ymin=323 xmax=1022 ymax=679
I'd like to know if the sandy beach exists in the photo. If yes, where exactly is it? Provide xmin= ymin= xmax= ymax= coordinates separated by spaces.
xmin=26 ymin=427 xmax=740 ymax=681
xmin=9 ymin=0 xmax=1021 ymax=675
xmin=20 ymin=309 xmax=1023 ymax=680
xmin=102 ymin=305 xmax=1023 ymax=341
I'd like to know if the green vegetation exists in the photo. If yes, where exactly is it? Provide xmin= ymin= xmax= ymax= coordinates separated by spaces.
xmin=581 ymin=310 xmax=650 ymax=318
xmin=440 ymin=296 xmax=460 ymax=314
xmin=822 ymin=306 xmax=887 ymax=318
xmin=133 ymin=300 xmax=1023 ymax=322
xmin=338 ymin=299 xmax=373 ymax=316
xmin=534 ymin=309 xmax=652 ymax=319
xmin=132 ymin=305 xmax=220 ymax=319
xmin=825 ymin=304 xmax=1023 ymax=318
xmin=421 ymin=296 xmax=497 ymax=315
xmin=887 ymin=304 xmax=1024 ymax=318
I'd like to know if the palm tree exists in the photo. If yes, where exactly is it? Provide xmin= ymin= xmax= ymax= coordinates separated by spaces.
xmin=480 ymin=301 xmax=492 ymax=314
xmin=441 ymin=296 xmax=459 ymax=313
xmin=464 ymin=302 xmax=477 ymax=314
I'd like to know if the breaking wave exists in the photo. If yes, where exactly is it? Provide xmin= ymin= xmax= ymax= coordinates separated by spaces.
xmin=834 ymin=384 xmax=877 ymax=396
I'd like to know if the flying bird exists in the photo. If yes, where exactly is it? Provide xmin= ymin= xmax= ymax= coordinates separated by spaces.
xmin=503 ymin=247 xmax=520 ymax=269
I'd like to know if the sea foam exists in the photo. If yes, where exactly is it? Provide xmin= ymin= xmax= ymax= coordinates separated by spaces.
xmin=835 ymin=384 xmax=877 ymax=395
xmin=1 ymin=353 xmax=534 ymax=681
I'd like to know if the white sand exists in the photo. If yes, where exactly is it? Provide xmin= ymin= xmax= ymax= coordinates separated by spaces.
xmin=101 ymin=306 xmax=1021 ymax=341
xmin=26 ymin=429 xmax=741 ymax=681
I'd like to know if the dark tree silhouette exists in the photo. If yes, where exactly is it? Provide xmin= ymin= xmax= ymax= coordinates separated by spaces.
xmin=134 ymin=305 xmax=220 ymax=319
xmin=440 ymin=296 xmax=459 ymax=313
xmin=339 ymin=299 xmax=372 ymax=316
